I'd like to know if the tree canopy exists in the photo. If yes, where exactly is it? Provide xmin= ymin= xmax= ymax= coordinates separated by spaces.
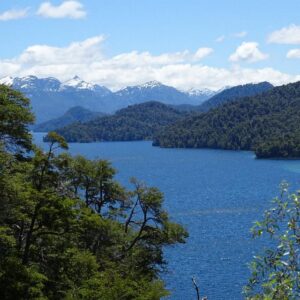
xmin=0 ymin=88 xmax=188 ymax=299
xmin=0 ymin=84 xmax=34 ymax=154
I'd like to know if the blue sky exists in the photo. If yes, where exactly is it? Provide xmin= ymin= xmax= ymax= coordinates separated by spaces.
xmin=1 ymin=0 xmax=300 ymax=90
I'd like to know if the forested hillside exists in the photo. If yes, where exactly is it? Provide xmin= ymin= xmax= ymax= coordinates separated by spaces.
xmin=197 ymin=82 xmax=273 ymax=112
xmin=153 ymin=81 xmax=300 ymax=158
xmin=0 ymin=85 xmax=187 ymax=299
xmin=55 ymin=101 xmax=185 ymax=142
xmin=34 ymin=106 xmax=106 ymax=132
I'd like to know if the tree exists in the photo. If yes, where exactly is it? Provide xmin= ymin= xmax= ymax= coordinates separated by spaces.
xmin=244 ymin=182 xmax=300 ymax=299
xmin=0 ymin=84 xmax=34 ymax=154
xmin=0 ymin=86 xmax=188 ymax=299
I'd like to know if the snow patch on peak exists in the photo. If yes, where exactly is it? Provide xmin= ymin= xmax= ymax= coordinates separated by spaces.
xmin=139 ymin=81 xmax=163 ymax=89
xmin=186 ymin=88 xmax=215 ymax=97
xmin=0 ymin=76 xmax=14 ymax=86
xmin=21 ymin=75 xmax=39 ymax=82
xmin=61 ymin=76 xmax=97 ymax=91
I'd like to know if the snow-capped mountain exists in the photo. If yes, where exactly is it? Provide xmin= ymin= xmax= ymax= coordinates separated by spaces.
xmin=0 ymin=75 xmax=216 ymax=123
xmin=60 ymin=76 xmax=111 ymax=95
xmin=115 ymin=81 xmax=213 ymax=105
xmin=1 ymin=75 xmax=110 ymax=94
xmin=11 ymin=76 xmax=61 ymax=92
xmin=61 ymin=75 xmax=96 ymax=90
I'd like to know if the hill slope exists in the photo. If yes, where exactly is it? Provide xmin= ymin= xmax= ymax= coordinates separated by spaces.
xmin=198 ymin=82 xmax=273 ymax=112
xmin=34 ymin=106 xmax=106 ymax=132
xmin=153 ymin=81 xmax=300 ymax=158
xmin=55 ymin=101 xmax=185 ymax=142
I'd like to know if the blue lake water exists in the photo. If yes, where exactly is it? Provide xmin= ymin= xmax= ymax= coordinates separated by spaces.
xmin=33 ymin=133 xmax=300 ymax=299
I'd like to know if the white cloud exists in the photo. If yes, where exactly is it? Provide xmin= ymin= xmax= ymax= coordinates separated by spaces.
xmin=194 ymin=48 xmax=214 ymax=60
xmin=287 ymin=49 xmax=300 ymax=59
xmin=229 ymin=42 xmax=268 ymax=63
xmin=37 ymin=1 xmax=86 ymax=19
xmin=268 ymin=24 xmax=300 ymax=44
xmin=0 ymin=36 xmax=299 ymax=91
xmin=102 ymin=47 xmax=212 ymax=69
xmin=215 ymin=35 xmax=225 ymax=43
xmin=18 ymin=36 xmax=104 ymax=65
xmin=234 ymin=31 xmax=247 ymax=38
xmin=0 ymin=8 xmax=29 ymax=21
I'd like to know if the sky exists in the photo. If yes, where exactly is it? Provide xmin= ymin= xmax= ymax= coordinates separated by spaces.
xmin=1 ymin=0 xmax=300 ymax=91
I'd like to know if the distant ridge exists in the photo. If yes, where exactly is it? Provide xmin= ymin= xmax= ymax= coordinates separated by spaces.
xmin=34 ymin=106 xmax=107 ymax=132
xmin=197 ymin=82 xmax=274 ymax=112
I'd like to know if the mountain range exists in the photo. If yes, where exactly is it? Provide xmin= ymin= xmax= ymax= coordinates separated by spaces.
xmin=0 ymin=75 xmax=215 ymax=122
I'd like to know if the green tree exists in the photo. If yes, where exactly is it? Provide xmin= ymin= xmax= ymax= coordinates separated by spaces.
xmin=0 ymin=84 xmax=34 ymax=154
xmin=245 ymin=182 xmax=300 ymax=299
xmin=0 ymin=87 xmax=188 ymax=299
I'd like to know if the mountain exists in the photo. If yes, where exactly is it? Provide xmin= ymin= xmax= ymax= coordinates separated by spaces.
xmin=34 ymin=106 xmax=107 ymax=132
xmin=114 ymin=81 xmax=213 ymax=106
xmin=0 ymin=75 xmax=114 ymax=123
xmin=153 ymin=81 xmax=300 ymax=159
xmin=197 ymin=82 xmax=273 ymax=112
xmin=0 ymin=76 xmax=214 ymax=123
xmin=54 ymin=101 xmax=185 ymax=143
xmin=60 ymin=75 xmax=112 ymax=94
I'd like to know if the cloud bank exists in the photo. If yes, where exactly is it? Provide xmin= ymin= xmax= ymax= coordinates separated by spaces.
xmin=1 ymin=36 xmax=299 ymax=91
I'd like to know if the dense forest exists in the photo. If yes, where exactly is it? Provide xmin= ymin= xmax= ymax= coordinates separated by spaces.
xmin=197 ymin=82 xmax=273 ymax=112
xmin=0 ymin=85 xmax=188 ymax=299
xmin=54 ymin=101 xmax=185 ymax=143
xmin=34 ymin=106 xmax=106 ymax=132
xmin=171 ymin=82 xmax=273 ymax=113
xmin=153 ymin=81 xmax=300 ymax=159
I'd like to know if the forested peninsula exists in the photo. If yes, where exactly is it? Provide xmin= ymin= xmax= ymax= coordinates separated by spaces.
xmin=54 ymin=101 xmax=185 ymax=143
xmin=153 ymin=81 xmax=300 ymax=159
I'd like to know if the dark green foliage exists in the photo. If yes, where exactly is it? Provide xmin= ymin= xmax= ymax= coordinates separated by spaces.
xmin=154 ymin=81 xmax=300 ymax=159
xmin=0 ymin=84 xmax=34 ymax=154
xmin=244 ymin=182 xmax=300 ymax=299
xmin=0 ymin=88 xmax=188 ymax=299
xmin=34 ymin=106 xmax=107 ymax=132
xmin=198 ymin=82 xmax=273 ymax=112
xmin=54 ymin=101 xmax=184 ymax=143
xmin=255 ymin=133 xmax=300 ymax=159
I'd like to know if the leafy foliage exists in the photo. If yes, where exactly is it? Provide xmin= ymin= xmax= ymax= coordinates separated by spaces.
xmin=0 ymin=89 xmax=188 ymax=299
xmin=154 ymin=81 xmax=300 ymax=158
xmin=0 ymin=84 xmax=34 ymax=154
xmin=53 ymin=101 xmax=185 ymax=143
xmin=244 ymin=182 xmax=300 ymax=299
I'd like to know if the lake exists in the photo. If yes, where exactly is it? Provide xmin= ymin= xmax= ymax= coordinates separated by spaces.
xmin=33 ymin=133 xmax=300 ymax=299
